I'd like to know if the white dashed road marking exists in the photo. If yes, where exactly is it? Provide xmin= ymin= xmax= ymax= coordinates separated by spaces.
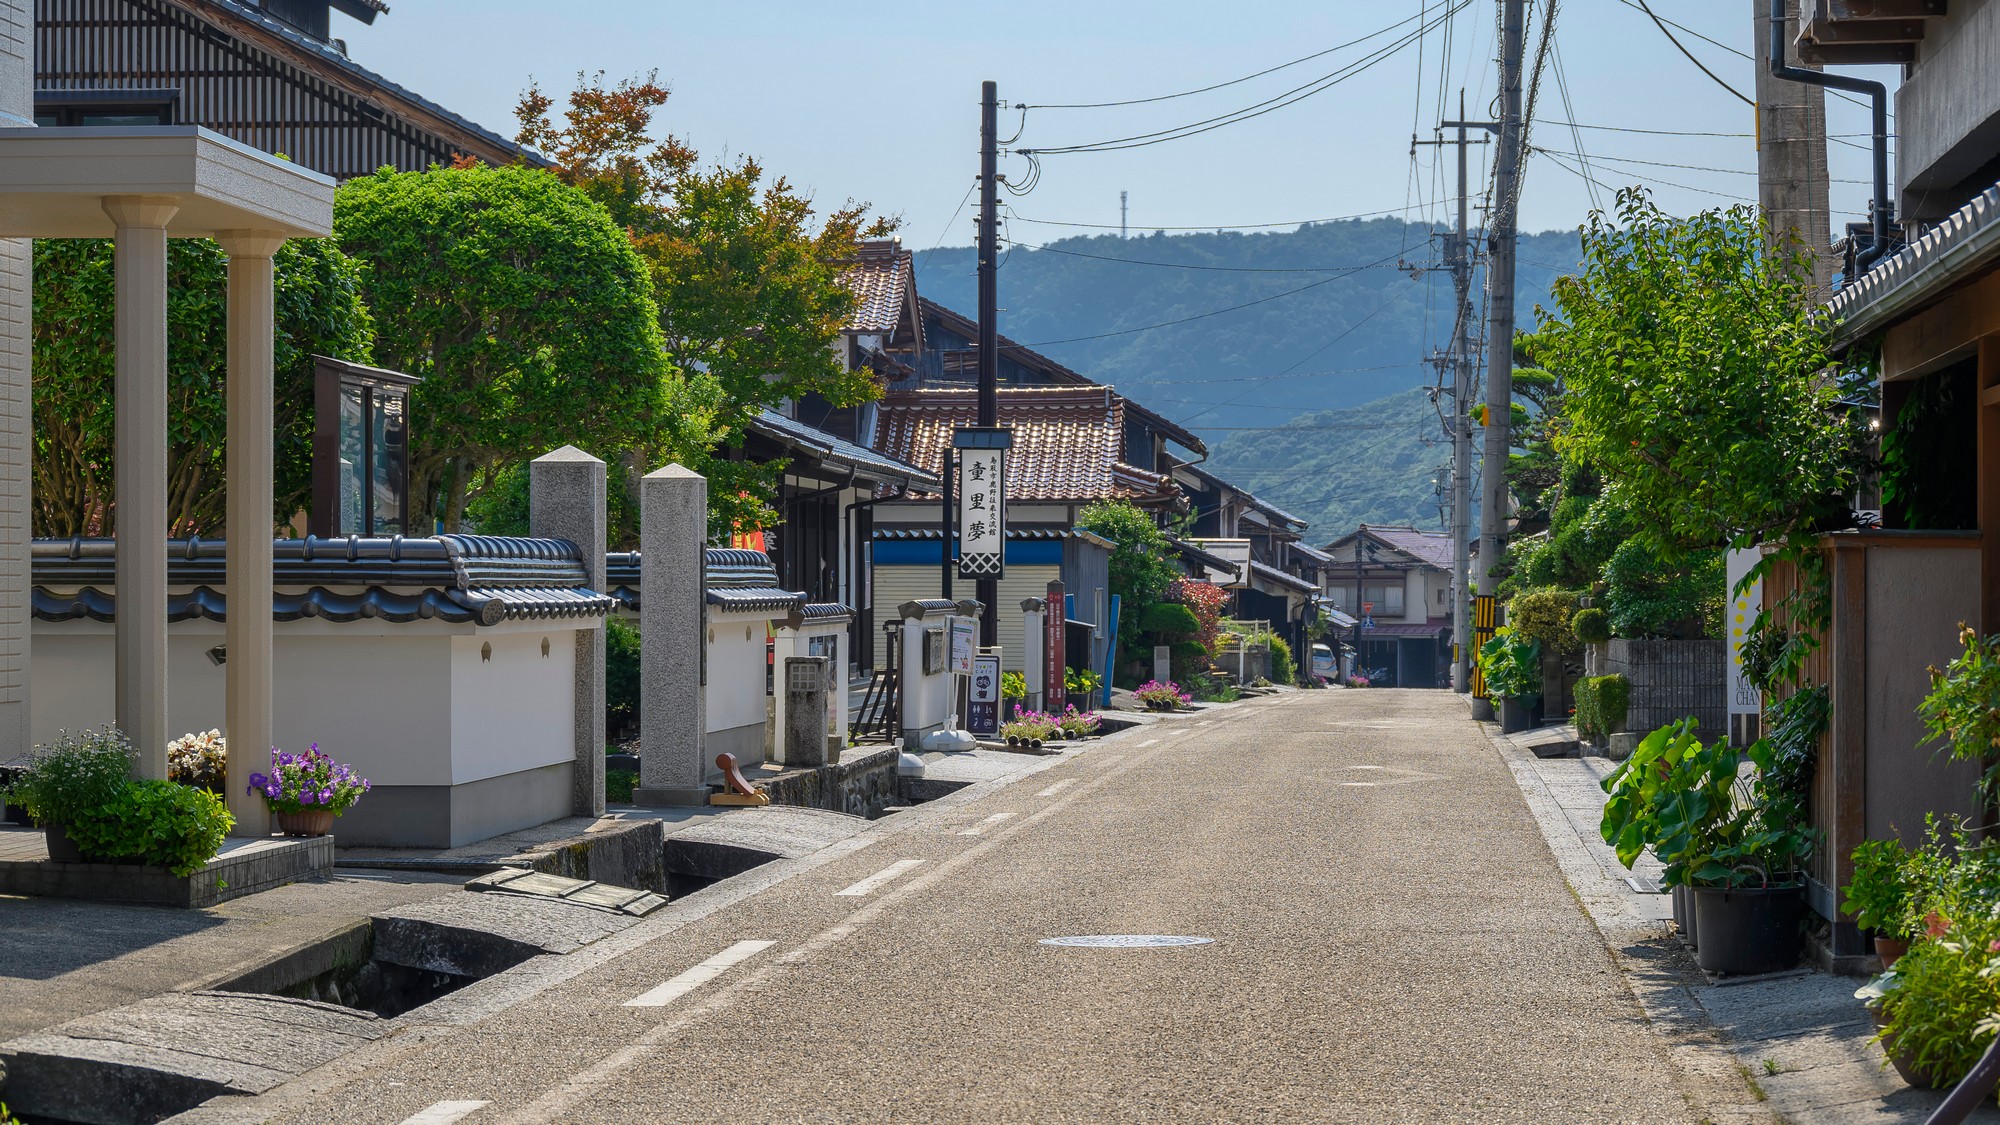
xmin=624 ymin=941 xmax=776 ymax=1007
xmin=400 ymin=1102 xmax=490 ymax=1125
xmin=959 ymin=812 xmax=1017 ymax=836
xmin=834 ymin=859 xmax=925 ymax=897
xmin=1036 ymin=779 xmax=1077 ymax=797
xmin=1139 ymin=738 xmax=1160 ymax=747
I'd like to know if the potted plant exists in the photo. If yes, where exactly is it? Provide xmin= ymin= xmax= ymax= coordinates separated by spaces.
xmin=1479 ymin=627 xmax=1542 ymax=734
xmin=1134 ymin=680 xmax=1190 ymax=711
xmin=248 ymin=744 xmax=370 ymax=836
xmin=1064 ymin=667 xmax=1102 ymax=713
xmin=1864 ymin=899 xmax=2000 ymax=1090
xmin=1844 ymin=837 xmax=1919 ymax=967
xmin=1600 ymin=720 xmax=1812 ymax=974
xmin=1001 ymin=671 xmax=1027 ymax=718
xmin=4 ymin=728 xmax=138 ymax=862
xmin=999 ymin=710 xmax=1060 ymax=749
xmin=1057 ymin=707 xmax=1101 ymax=740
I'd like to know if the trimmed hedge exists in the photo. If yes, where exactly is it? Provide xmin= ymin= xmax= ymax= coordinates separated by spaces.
xmin=1139 ymin=602 xmax=1201 ymax=638
xmin=1572 ymin=606 xmax=1610 ymax=644
xmin=1573 ymin=674 xmax=1630 ymax=741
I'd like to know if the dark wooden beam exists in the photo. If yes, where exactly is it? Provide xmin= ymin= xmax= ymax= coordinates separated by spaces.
xmin=1795 ymin=39 xmax=1916 ymax=64
xmin=1826 ymin=0 xmax=1944 ymax=17
xmin=1802 ymin=17 xmax=1927 ymax=42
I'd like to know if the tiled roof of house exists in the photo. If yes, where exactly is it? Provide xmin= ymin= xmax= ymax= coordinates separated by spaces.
xmin=1363 ymin=526 xmax=1455 ymax=571
xmin=1826 ymin=179 xmax=2000 ymax=348
xmin=841 ymin=240 xmax=913 ymax=334
xmin=1172 ymin=459 xmax=1305 ymax=529
xmin=746 ymin=408 xmax=939 ymax=490
xmin=915 ymin=297 xmax=1207 ymax=456
xmin=871 ymin=386 xmax=1180 ymax=506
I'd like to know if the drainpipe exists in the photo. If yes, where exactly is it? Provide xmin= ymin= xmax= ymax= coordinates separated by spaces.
xmin=1767 ymin=0 xmax=1894 ymax=271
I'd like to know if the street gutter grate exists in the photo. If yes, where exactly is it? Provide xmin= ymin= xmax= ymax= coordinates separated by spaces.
xmin=1039 ymin=935 xmax=1213 ymax=949
xmin=1624 ymin=875 xmax=1665 ymax=894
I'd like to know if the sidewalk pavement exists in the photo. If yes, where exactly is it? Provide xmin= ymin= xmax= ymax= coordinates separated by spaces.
xmin=1492 ymin=721 xmax=2000 ymax=1125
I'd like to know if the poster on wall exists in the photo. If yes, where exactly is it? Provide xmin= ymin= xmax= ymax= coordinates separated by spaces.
xmin=949 ymin=615 xmax=977 ymax=677
xmin=968 ymin=653 xmax=1001 ymax=737
xmin=1725 ymin=547 xmax=1762 ymax=741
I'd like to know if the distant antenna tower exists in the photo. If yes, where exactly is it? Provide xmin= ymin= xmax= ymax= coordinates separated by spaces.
xmin=1120 ymin=190 xmax=1128 ymax=238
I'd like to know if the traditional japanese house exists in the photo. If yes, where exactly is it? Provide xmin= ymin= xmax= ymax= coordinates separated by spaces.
xmin=34 ymin=0 xmax=545 ymax=178
xmin=1320 ymin=525 xmax=1454 ymax=689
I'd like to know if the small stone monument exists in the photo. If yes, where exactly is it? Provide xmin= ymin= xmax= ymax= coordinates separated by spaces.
xmin=783 ymin=656 xmax=830 ymax=768
xmin=633 ymin=463 xmax=711 ymax=807
xmin=530 ymin=446 xmax=607 ymax=817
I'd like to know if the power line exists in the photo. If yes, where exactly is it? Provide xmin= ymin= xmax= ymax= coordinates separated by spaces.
xmin=1017 ymin=2 xmax=1470 ymax=156
xmin=1174 ymin=289 xmax=1410 ymax=426
xmin=1006 ymin=200 xmax=1474 ymax=232
xmin=917 ymin=180 xmax=979 ymax=276
xmin=1534 ymin=146 xmax=1873 ymax=184
xmin=1019 ymin=251 xmax=1405 ymax=346
xmin=1009 ymin=240 xmax=1407 ymax=274
xmin=1632 ymin=0 xmax=1754 ymax=107
xmin=1018 ymin=5 xmax=1450 ymax=110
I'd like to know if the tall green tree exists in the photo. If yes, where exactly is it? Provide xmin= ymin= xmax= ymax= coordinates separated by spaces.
xmin=1532 ymin=189 xmax=1868 ymax=556
xmin=515 ymin=72 xmax=895 ymax=534
xmin=32 ymin=237 xmax=374 ymax=536
xmin=334 ymin=163 xmax=705 ymax=531
xmin=1076 ymin=500 xmax=1184 ymax=650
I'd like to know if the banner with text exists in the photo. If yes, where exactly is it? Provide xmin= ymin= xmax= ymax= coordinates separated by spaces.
xmin=958 ymin=447 xmax=1005 ymax=579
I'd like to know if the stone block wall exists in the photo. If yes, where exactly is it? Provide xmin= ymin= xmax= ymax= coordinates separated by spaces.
xmin=1601 ymin=638 xmax=1726 ymax=740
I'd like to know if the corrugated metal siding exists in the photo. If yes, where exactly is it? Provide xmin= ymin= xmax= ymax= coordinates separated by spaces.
xmin=37 ymin=0 xmax=484 ymax=178
xmin=871 ymin=563 xmax=1058 ymax=673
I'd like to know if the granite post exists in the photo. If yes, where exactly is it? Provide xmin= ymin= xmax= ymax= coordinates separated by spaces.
xmin=634 ymin=464 xmax=710 ymax=806
xmin=783 ymin=656 xmax=829 ymax=768
xmin=530 ymin=446 xmax=607 ymax=817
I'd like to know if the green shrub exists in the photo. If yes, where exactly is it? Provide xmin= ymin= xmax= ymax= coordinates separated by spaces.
xmin=1169 ymin=640 xmax=1208 ymax=683
xmin=1873 ymin=903 xmax=2000 ymax=1088
xmin=1508 ymin=587 xmax=1578 ymax=653
xmin=1573 ymin=674 xmax=1629 ymax=740
xmin=1572 ymin=606 xmax=1610 ymax=644
xmin=1478 ymin=627 xmax=1542 ymax=701
xmin=606 ymin=616 xmax=641 ymax=736
xmin=1267 ymin=634 xmax=1296 ymax=683
xmin=605 ymin=769 xmax=637 ymax=804
xmin=68 ymin=779 xmax=232 ymax=877
xmin=6 ymin=727 xmax=134 ymax=825
xmin=1138 ymin=602 xmax=1200 ymax=638
xmin=1603 ymin=539 xmax=1724 ymax=639
xmin=1843 ymin=837 xmax=1917 ymax=939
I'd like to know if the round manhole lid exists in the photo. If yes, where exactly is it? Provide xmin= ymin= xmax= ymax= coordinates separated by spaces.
xmin=1038 ymin=934 xmax=1213 ymax=949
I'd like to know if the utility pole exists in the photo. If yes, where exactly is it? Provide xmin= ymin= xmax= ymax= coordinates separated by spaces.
xmin=1120 ymin=190 xmax=1128 ymax=239
xmin=1420 ymin=91 xmax=1483 ymax=694
xmin=976 ymin=79 xmax=1000 ymax=647
xmin=1473 ymin=0 xmax=1526 ymax=720
xmin=1753 ymin=0 xmax=1833 ymax=294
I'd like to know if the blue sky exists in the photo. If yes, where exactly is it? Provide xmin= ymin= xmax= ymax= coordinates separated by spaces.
xmin=343 ymin=2 xmax=1888 ymax=247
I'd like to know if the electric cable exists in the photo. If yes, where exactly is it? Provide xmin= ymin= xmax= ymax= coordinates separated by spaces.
xmin=1633 ymin=0 xmax=1754 ymax=107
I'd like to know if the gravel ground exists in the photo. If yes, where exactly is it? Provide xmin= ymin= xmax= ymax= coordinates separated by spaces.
xmin=229 ymin=688 xmax=1738 ymax=1124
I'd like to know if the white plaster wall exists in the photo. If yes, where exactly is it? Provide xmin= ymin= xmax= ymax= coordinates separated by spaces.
xmin=772 ymin=621 xmax=849 ymax=758
xmin=1402 ymin=570 xmax=1426 ymax=624
xmin=448 ymin=627 xmax=575 ymax=786
xmin=706 ymin=610 xmax=770 ymax=738
xmin=33 ymin=617 xmax=592 ymax=790
xmin=900 ymin=616 xmax=951 ymax=734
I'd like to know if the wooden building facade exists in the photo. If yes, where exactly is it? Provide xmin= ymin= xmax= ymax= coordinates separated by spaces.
xmin=34 ymin=0 xmax=541 ymax=179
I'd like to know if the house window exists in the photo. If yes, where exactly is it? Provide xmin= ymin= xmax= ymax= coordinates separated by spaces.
xmin=34 ymin=91 xmax=177 ymax=128
xmin=1360 ymin=585 xmax=1404 ymax=615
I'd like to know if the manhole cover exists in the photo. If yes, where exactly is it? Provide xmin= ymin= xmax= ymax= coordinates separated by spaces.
xmin=1038 ymin=934 xmax=1213 ymax=949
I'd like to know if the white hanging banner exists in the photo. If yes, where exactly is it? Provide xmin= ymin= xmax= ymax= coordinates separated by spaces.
xmin=958 ymin=446 xmax=1005 ymax=579
xmin=1726 ymin=547 xmax=1762 ymax=725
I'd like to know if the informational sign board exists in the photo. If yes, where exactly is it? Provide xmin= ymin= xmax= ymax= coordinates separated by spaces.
xmin=968 ymin=653 xmax=1001 ymax=736
xmin=1045 ymin=578 xmax=1067 ymax=703
xmin=948 ymin=615 xmax=977 ymax=677
xmin=957 ymin=446 xmax=1006 ymax=579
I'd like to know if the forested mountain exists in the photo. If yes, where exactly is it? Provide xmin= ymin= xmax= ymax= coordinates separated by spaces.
xmin=916 ymin=219 xmax=1581 ymax=539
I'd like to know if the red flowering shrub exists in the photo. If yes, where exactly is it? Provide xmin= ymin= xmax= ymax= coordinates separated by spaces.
xmin=1169 ymin=579 xmax=1229 ymax=653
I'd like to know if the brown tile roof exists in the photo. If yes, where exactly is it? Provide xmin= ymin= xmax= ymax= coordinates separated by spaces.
xmin=1325 ymin=525 xmax=1455 ymax=571
xmin=872 ymin=386 xmax=1179 ymax=506
xmin=840 ymin=240 xmax=912 ymax=334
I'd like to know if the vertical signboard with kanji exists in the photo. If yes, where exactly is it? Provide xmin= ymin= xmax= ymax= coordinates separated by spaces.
xmin=958 ymin=446 xmax=1005 ymax=579
xmin=1045 ymin=578 xmax=1067 ymax=706
xmin=968 ymin=653 xmax=1001 ymax=737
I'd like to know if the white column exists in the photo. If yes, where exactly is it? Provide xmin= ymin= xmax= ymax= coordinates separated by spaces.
xmin=104 ymin=196 xmax=178 ymax=778
xmin=218 ymin=231 xmax=285 ymax=836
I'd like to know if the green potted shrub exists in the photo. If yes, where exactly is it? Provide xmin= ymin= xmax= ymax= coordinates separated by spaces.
xmin=1600 ymin=720 xmax=1812 ymax=973
xmin=1843 ymin=837 xmax=1919 ymax=967
xmin=1064 ymin=667 xmax=1102 ymax=712
xmin=1479 ymin=626 xmax=1542 ymax=734
xmin=5 ymin=728 xmax=138 ymax=862
xmin=1001 ymin=670 xmax=1027 ymax=717
xmin=1864 ymin=899 xmax=2000 ymax=1089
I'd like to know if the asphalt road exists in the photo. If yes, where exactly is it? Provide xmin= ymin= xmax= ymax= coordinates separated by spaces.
xmin=246 ymin=689 xmax=1712 ymax=1124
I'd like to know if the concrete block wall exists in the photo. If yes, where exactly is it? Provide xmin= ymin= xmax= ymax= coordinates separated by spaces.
xmin=1601 ymin=638 xmax=1726 ymax=741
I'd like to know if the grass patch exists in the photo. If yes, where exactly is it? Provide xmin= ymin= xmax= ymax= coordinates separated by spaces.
xmin=606 ymin=769 xmax=637 ymax=804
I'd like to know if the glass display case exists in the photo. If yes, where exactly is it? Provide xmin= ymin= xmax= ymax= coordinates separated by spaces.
xmin=310 ymin=356 xmax=420 ymax=538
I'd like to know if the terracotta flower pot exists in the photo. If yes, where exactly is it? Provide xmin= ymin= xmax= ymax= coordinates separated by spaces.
xmin=276 ymin=810 xmax=334 ymax=837
xmin=1875 ymin=935 xmax=1910 ymax=969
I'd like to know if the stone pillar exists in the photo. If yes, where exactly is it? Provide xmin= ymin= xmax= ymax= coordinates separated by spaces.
xmin=1019 ymin=598 xmax=1044 ymax=713
xmin=218 ymin=231 xmax=285 ymax=836
xmin=105 ymin=196 xmax=179 ymax=777
xmin=633 ymin=463 xmax=709 ymax=806
xmin=530 ymin=446 xmax=608 ymax=818
xmin=782 ymin=656 xmax=829 ymax=768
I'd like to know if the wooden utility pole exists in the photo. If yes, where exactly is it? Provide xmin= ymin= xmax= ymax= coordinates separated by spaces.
xmin=976 ymin=79 xmax=1000 ymax=646
xmin=1473 ymin=0 xmax=1526 ymax=720
xmin=1754 ymin=0 xmax=1834 ymax=294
